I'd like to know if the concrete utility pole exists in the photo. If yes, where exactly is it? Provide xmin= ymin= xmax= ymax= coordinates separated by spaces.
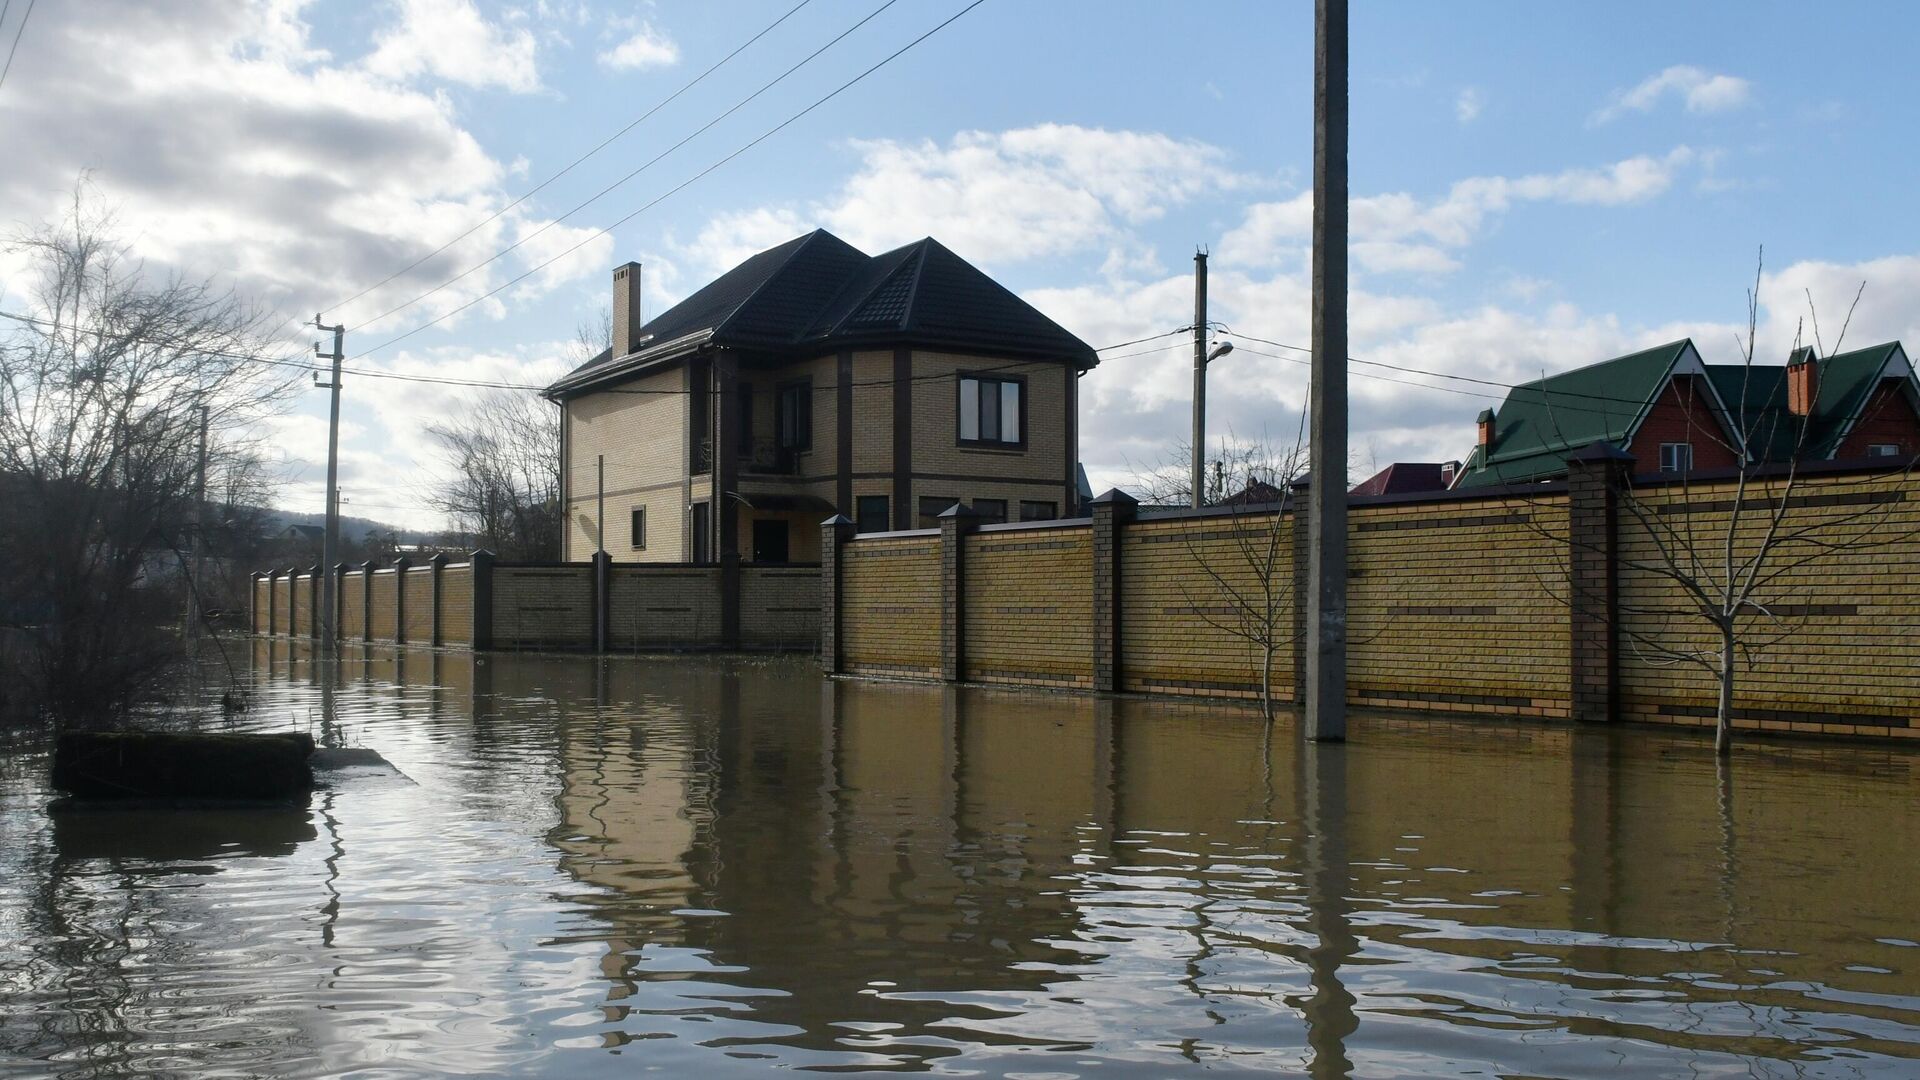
xmin=186 ymin=404 xmax=208 ymax=638
xmin=314 ymin=316 xmax=345 ymax=652
xmin=1305 ymin=0 xmax=1350 ymax=741
xmin=1191 ymin=249 xmax=1209 ymax=508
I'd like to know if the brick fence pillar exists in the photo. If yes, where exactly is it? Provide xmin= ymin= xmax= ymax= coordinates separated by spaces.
xmin=428 ymin=552 xmax=448 ymax=647
xmin=818 ymin=515 xmax=856 ymax=673
xmin=306 ymin=565 xmax=322 ymax=639
xmin=1090 ymin=489 xmax=1137 ymax=692
xmin=332 ymin=563 xmax=348 ymax=642
xmin=392 ymin=555 xmax=412 ymax=645
xmin=470 ymin=549 xmax=495 ymax=651
xmin=1565 ymin=443 xmax=1634 ymax=723
xmin=592 ymin=549 xmax=612 ymax=654
xmin=360 ymin=560 xmax=375 ymax=642
xmin=937 ymin=503 xmax=982 ymax=682
xmin=265 ymin=569 xmax=278 ymax=636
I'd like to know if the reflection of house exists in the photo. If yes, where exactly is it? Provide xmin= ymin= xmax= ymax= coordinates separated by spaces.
xmin=543 ymin=230 xmax=1097 ymax=565
xmin=1452 ymin=339 xmax=1919 ymax=488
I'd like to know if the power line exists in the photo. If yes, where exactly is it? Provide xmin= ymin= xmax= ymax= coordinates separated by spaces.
xmin=321 ymin=0 xmax=817 ymax=319
xmin=354 ymin=0 xmax=988 ymax=359
xmin=0 ymin=0 xmax=35 ymax=93
xmin=350 ymin=0 xmax=909 ymax=334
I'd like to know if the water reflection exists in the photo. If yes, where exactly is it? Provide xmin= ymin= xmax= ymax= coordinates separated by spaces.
xmin=0 ymin=644 xmax=1916 ymax=1077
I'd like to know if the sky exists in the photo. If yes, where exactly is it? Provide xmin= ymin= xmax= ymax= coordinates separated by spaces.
xmin=3 ymin=0 xmax=1918 ymax=530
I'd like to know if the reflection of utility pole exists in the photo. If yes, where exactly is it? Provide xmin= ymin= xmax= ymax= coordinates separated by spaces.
xmin=1305 ymin=0 xmax=1350 ymax=740
xmin=1191 ymin=249 xmax=1208 ymax=508
xmin=186 ymin=404 xmax=209 ymax=637
xmin=313 ymin=316 xmax=346 ymax=652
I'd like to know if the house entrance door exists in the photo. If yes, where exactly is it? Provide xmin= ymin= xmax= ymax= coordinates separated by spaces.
xmin=751 ymin=519 xmax=789 ymax=564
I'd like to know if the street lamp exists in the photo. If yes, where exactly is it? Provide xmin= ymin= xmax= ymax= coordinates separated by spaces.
xmin=1192 ymin=339 xmax=1236 ymax=506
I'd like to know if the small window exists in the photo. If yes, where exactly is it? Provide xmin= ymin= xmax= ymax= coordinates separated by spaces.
xmin=972 ymin=498 xmax=1007 ymax=525
xmin=855 ymin=495 xmax=890 ymax=534
xmin=1019 ymin=500 xmax=1057 ymax=522
xmin=918 ymin=496 xmax=954 ymax=529
xmin=1658 ymin=442 xmax=1693 ymax=473
xmin=1868 ymin=443 xmax=1900 ymax=458
xmin=630 ymin=507 xmax=646 ymax=550
xmin=957 ymin=375 xmax=1024 ymax=447
xmin=777 ymin=381 xmax=812 ymax=451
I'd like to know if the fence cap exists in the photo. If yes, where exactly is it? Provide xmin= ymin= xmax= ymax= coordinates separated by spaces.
xmin=1564 ymin=440 xmax=1636 ymax=465
xmin=936 ymin=503 xmax=982 ymax=520
xmin=1089 ymin=487 xmax=1138 ymax=508
xmin=819 ymin=514 xmax=854 ymax=528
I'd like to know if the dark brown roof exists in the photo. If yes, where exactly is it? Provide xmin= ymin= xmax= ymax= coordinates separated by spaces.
xmin=552 ymin=230 xmax=1096 ymax=395
xmin=1350 ymin=463 xmax=1450 ymax=496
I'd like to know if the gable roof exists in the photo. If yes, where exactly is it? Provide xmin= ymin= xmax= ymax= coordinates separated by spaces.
xmin=1455 ymin=340 xmax=1695 ymax=487
xmin=1350 ymin=462 xmax=1449 ymax=496
xmin=550 ymin=230 xmax=1096 ymax=395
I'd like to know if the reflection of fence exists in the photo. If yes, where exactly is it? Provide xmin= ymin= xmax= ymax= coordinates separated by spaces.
xmin=820 ymin=461 xmax=1920 ymax=742
xmin=251 ymin=554 xmax=817 ymax=652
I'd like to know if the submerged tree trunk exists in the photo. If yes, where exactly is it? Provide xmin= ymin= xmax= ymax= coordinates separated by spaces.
xmin=1260 ymin=644 xmax=1275 ymax=721
xmin=1715 ymin=625 xmax=1736 ymax=756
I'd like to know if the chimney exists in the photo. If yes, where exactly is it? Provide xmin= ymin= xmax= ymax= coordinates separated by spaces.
xmin=612 ymin=261 xmax=642 ymax=359
xmin=1440 ymin=460 xmax=1460 ymax=488
xmin=1476 ymin=408 xmax=1496 ymax=451
xmin=1787 ymin=346 xmax=1819 ymax=417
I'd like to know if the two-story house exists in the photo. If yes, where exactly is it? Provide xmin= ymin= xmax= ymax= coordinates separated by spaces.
xmin=543 ymin=230 xmax=1098 ymax=563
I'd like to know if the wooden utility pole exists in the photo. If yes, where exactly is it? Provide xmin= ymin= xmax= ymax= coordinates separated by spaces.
xmin=1305 ymin=0 xmax=1349 ymax=741
xmin=314 ymin=317 xmax=345 ymax=652
xmin=1191 ymin=249 xmax=1209 ymax=508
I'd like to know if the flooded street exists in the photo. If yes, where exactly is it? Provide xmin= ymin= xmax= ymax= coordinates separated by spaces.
xmin=2 ymin=644 xmax=1917 ymax=1078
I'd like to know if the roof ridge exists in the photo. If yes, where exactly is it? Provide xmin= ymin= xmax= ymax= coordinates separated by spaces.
xmin=822 ymin=239 xmax=926 ymax=338
xmin=711 ymin=229 xmax=841 ymax=340
xmin=892 ymin=239 xmax=933 ymax=331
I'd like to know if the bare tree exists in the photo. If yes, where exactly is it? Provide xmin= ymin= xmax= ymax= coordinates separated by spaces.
xmin=1580 ymin=255 xmax=1914 ymax=754
xmin=425 ymin=390 xmax=562 ymax=560
xmin=0 ymin=191 xmax=289 ymax=723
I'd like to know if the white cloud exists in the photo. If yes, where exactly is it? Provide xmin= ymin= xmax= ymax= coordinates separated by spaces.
xmin=364 ymin=0 xmax=541 ymax=93
xmin=598 ymin=21 xmax=678 ymax=71
xmin=1221 ymin=148 xmax=1695 ymax=272
xmin=1592 ymin=65 xmax=1751 ymax=124
xmin=818 ymin=124 xmax=1255 ymax=265
xmin=1455 ymin=87 xmax=1484 ymax=124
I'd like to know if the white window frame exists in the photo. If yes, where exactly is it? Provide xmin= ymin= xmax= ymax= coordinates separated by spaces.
xmin=1868 ymin=443 xmax=1900 ymax=458
xmin=1658 ymin=442 xmax=1693 ymax=473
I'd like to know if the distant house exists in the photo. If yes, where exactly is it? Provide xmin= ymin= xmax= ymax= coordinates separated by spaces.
xmin=1451 ymin=339 xmax=1919 ymax=488
xmin=1350 ymin=462 xmax=1454 ymax=496
xmin=543 ymin=230 xmax=1097 ymax=564
xmin=277 ymin=523 xmax=325 ymax=548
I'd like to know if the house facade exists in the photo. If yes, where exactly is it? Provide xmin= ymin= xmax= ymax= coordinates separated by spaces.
xmin=1452 ymin=338 xmax=1920 ymax=488
xmin=544 ymin=230 xmax=1097 ymax=564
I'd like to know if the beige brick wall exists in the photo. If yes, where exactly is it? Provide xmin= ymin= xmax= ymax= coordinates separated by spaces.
xmin=403 ymin=566 xmax=434 ymax=643
xmin=1616 ymin=472 xmax=1920 ymax=739
xmin=1119 ymin=512 xmax=1291 ymax=698
xmin=842 ymin=534 xmax=940 ymax=676
xmin=565 ymin=364 xmax=686 ymax=563
xmin=289 ymin=574 xmax=311 ymax=636
xmin=963 ymin=526 xmax=1093 ymax=687
xmin=494 ymin=565 xmax=595 ymax=649
xmin=740 ymin=565 xmax=821 ymax=648
xmin=1347 ymin=496 xmax=1570 ymax=716
xmin=908 ymin=351 xmax=1069 ymax=484
xmin=608 ymin=565 xmax=721 ymax=649
xmin=368 ymin=569 xmax=399 ymax=642
xmin=440 ymin=564 xmax=474 ymax=645
xmin=339 ymin=569 xmax=366 ymax=640
xmin=252 ymin=577 xmax=269 ymax=633
xmin=849 ymin=350 xmax=893 ymax=474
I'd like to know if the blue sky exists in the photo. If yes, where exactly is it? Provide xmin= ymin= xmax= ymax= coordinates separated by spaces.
xmin=3 ymin=0 xmax=1917 ymax=528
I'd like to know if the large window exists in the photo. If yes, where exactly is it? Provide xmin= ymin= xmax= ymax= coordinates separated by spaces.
xmin=778 ymin=380 xmax=812 ymax=451
xmin=1019 ymin=500 xmax=1057 ymax=522
xmin=918 ymin=496 xmax=954 ymax=529
xmin=855 ymin=495 xmax=890 ymax=534
xmin=972 ymin=498 xmax=1007 ymax=525
xmin=1659 ymin=442 xmax=1693 ymax=473
xmin=958 ymin=374 xmax=1023 ymax=447
xmin=630 ymin=506 xmax=646 ymax=550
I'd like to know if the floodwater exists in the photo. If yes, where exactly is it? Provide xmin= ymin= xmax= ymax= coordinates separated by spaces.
xmin=2 ymin=646 xmax=1917 ymax=1079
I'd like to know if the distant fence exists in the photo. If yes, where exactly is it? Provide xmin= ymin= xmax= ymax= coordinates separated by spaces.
xmin=820 ymin=459 xmax=1920 ymax=742
xmin=251 ymin=553 xmax=818 ymax=652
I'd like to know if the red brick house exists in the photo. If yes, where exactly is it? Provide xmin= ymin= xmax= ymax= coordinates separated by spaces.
xmin=1452 ymin=339 xmax=1919 ymax=488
